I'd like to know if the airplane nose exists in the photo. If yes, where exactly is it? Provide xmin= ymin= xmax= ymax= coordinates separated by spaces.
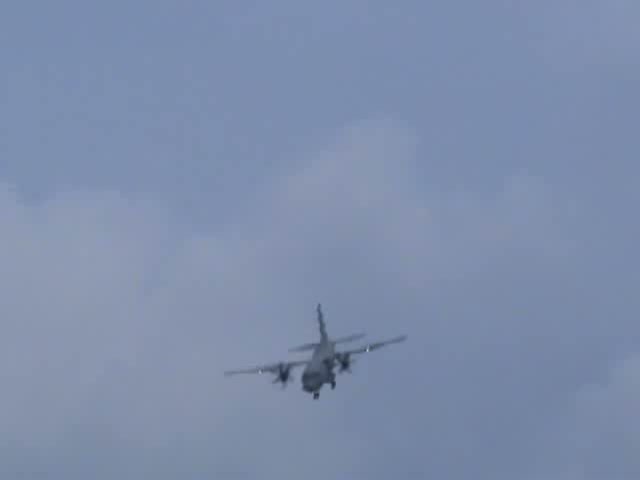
xmin=301 ymin=376 xmax=312 ymax=392
xmin=301 ymin=372 xmax=319 ymax=392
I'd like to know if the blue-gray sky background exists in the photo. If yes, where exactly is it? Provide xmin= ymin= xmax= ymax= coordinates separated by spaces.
xmin=1 ymin=1 xmax=639 ymax=479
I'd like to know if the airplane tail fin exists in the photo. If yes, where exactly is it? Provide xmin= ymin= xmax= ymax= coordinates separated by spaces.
xmin=289 ymin=304 xmax=328 ymax=352
xmin=317 ymin=303 xmax=328 ymax=341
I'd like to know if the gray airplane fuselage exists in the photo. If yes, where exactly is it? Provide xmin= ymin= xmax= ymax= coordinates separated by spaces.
xmin=301 ymin=337 xmax=335 ymax=394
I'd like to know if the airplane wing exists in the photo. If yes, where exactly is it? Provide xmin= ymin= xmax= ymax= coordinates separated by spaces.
xmin=334 ymin=335 xmax=407 ymax=373
xmin=332 ymin=335 xmax=407 ymax=373
xmin=223 ymin=360 xmax=309 ymax=377
xmin=337 ymin=335 xmax=407 ymax=356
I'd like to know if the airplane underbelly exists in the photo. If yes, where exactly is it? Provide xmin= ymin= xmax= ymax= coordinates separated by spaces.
xmin=302 ymin=350 xmax=334 ymax=392
xmin=302 ymin=367 xmax=327 ymax=392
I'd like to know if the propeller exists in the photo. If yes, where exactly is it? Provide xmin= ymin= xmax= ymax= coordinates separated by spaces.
xmin=335 ymin=353 xmax=354 ymax=373
xmin=272 ymin=363 xmax=294 ymax=388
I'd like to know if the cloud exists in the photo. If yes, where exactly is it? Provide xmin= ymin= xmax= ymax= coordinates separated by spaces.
xmin=527 ymin=1 xmax=640 ymax=70
xmin=0 ymin=118 xmax=600 ymax=479
xmin=531 ymin=352 xmax=640 ymax=480
xmin=572 ymin=353 xmax=640 ymax=478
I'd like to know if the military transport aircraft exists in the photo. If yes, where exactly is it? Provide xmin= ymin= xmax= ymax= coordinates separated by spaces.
xmin=223 ymin=304 xmax=407 ymax=399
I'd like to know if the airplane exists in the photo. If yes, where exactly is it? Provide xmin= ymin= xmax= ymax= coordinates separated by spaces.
xmin=223 ymin=304 xmax=407 ymax=399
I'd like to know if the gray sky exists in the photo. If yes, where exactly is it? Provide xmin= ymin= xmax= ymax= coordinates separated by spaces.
xmin=1 ymin=1 xmax=639 ymax=479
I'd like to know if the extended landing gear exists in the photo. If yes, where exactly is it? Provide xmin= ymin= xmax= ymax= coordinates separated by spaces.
xmin=313 ymin=392 xmax=320 ymax=400
xmin=331 ymin=381 xmax=336 ymax=390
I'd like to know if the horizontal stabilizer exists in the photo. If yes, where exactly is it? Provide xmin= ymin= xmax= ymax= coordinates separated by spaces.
xmin=288 ymin=342 xmax=318 ymax=352
xmin=333 ymin=333 xmax=366 ymax=344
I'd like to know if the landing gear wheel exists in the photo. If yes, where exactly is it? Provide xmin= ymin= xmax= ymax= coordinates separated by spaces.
xmin=331 ymin=381 xmax=336 ymax=390
xmin=313 ymin=392 xmax=319 ymax=400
